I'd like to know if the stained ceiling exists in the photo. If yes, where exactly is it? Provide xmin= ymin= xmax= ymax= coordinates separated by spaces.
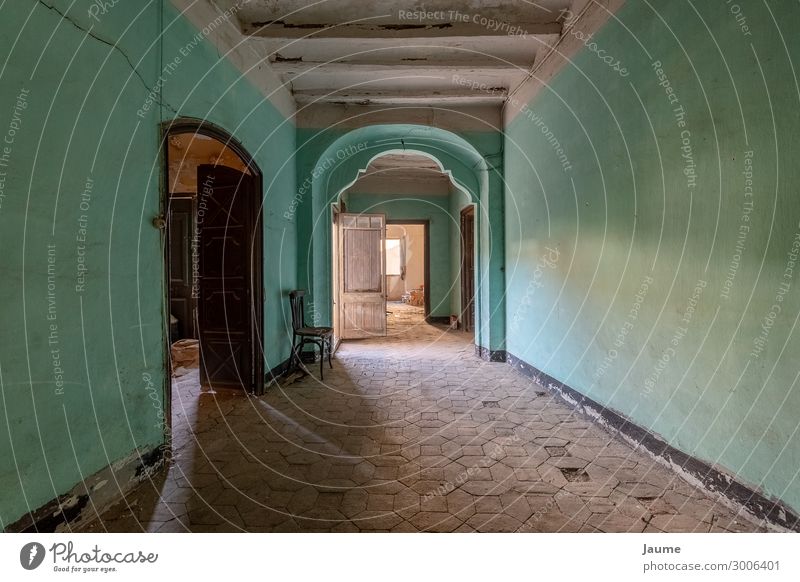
xmin=218 ymin=0 xmax=572 ymax=107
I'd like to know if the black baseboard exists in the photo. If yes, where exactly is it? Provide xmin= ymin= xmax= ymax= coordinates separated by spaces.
xmin=476 ymin=345 xmax=507 ymax=362
xmin=505 ymin=352 xmax=800 ymax=532
xmin=426 ymin=315 xmax=451 ymax=325
xmin=265 ymin=356 xmax=292 ymax=381
xmin=300 ymin=351 xmax=318 ymax=363
xmin=7 ymin=492 xmax=93 ymax=533
xmin=5 ymin=444 xmax=167 ymax=533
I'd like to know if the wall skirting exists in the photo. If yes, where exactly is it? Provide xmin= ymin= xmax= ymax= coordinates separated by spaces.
xmin=267 ymin=356 xmax=292 ymax=378
xmin=4 ymin=445 xmax=167 ymax=533
xmin=505 ymin=352 xmax=800 ymax=532
xmin=476 ymin=345 xmax=507 ymax=362
xmin=263 ymin=356 xmax=298 ymax=393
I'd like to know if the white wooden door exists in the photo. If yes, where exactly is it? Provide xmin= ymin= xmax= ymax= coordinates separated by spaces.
xmin=338 ymin=213 xmax=386 ymax=339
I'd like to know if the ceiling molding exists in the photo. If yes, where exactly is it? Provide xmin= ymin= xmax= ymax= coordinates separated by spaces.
xmin=270 ymin=61 xmax=530 ymax=76
xmin=244 ymin=21 xmax=562 ymax=38
xmin=294 ymin=88 xmax=507 ymax=106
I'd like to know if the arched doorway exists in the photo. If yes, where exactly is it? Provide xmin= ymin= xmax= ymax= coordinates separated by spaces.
xmin=162 ymin=119 xmax=264 ymax=395
xmin=331 ymin=150 xmax=476 ymax=343
xmin=302 ymin=123 xmax=505 ymax=357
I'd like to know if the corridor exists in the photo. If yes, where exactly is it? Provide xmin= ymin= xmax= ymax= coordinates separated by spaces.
xmin=82 ymin=321 xmax=763 ymax=533
xmin=4 ymin=0 xmax=800 ymax=552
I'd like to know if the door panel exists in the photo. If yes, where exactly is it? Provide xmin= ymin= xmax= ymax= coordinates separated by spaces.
xmin=344 ymin=229 xmax=383 ymax=291
xmin=339 ymin=213 xmax=386 ymax=339
xmin=197 ymin=165 xmax=258 ymax=390
xmin=168 ymin=197 xmax=196 ymax=339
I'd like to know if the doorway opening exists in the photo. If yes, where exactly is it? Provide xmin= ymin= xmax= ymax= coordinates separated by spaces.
xmin=328 ymin=150 xmax=478 ymax=347
xmin=460 ymin=206 xmax=476 ymax=333
xmin=385 ymin=220 xmax=430 ymax=335
xmin=163 ymin=121 xmax=264 ymax=398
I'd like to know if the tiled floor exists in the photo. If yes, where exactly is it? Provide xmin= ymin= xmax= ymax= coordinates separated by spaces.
xmin=82 ymin=304 xmax=766 ymax=532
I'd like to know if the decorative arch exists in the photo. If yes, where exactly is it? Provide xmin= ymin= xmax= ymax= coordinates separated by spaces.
xmin=331 ymin=147 xmax=476 ymax=207
xmin=305 ymin=123 xmax=504 ymax=354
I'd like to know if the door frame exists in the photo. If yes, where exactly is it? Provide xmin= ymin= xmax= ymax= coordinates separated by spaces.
xmin=331 ymin=202 xmax=341 ymax=351
xmin=385 ymin=219 xmax=430 ymax=317
xmin=460 ymin=206 xmax=475 ymax=332
xmin=160 ymin=118 xmax=265 ymax=427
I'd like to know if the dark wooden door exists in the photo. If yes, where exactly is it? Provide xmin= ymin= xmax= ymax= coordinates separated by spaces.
xmin=168 ymin=196 xmax=196 ymax=340
xmin=460 ymin=206 xmax=475 ymax=333
xmin=197 ymin=165 xmax=260 ymax=391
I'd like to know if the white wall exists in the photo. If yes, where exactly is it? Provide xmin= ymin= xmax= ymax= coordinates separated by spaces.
xmin=386 ymin=224 xmax=425 ymax=301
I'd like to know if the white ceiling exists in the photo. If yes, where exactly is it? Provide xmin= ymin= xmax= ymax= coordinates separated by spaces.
xmin=218 ymin=0 xmax=571 ymax=107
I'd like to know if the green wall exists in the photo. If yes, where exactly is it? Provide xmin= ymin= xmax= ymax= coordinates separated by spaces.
xmin=345 ymin=193 xmax=455 ymax=318
xmin=505 ymin=0 xmax=800 ymax=511
xmin=0 ymin=0 xmax=296 ymax=527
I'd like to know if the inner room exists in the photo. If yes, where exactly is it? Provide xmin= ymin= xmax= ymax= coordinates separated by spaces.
xmin=384 ymin=223 xmax=428 ymax=335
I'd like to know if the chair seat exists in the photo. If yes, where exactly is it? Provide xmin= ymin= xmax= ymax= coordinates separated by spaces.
xmin=296 ymin=326 xmax=333 ymax=337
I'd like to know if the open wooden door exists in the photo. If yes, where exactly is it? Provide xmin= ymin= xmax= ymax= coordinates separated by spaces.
xmin=338 ymin=213 xmax=386 ymax=339
xmin=167 ymin=196 xmax=196 ymax=340
xmin=197 ymin=164 xmax=262 ymax=391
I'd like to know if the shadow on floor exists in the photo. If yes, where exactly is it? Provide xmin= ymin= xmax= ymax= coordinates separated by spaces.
xmin=81 ymin=320 xmax=766 ymax=532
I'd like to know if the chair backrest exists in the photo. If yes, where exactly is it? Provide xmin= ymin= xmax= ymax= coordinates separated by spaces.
xmin=288 ymin=290 xmax=306 ymax=331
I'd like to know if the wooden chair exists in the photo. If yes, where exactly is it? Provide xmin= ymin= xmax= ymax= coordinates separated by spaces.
xmin=288 ymin=290 xmax=333 ymax=379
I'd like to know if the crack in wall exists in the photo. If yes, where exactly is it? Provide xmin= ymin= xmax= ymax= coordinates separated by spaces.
xmin=36 ymin=0 xmax=179 ymax=117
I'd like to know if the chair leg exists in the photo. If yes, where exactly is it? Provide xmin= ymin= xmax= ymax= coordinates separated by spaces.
xmin=296 ymin=338 xmax=310 ymax=376
xmin=327 ymin=337 xmax=333 ymax=368
xmin=289 ymin=334 xmax=298 ymax=373
xmin=319 ymin=339 xmax=324 ymax=380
